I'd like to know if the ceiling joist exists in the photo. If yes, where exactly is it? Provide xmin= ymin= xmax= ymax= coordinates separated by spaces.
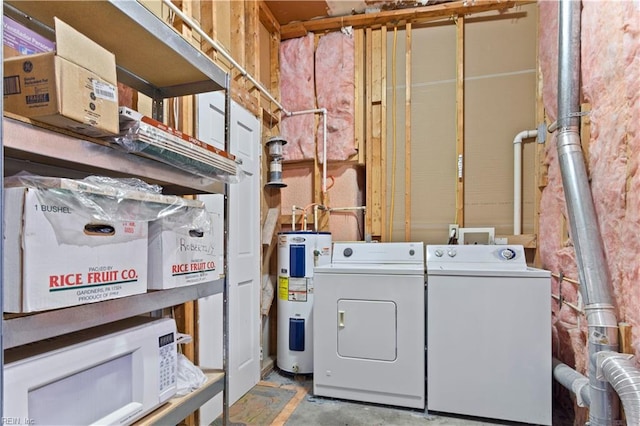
xmin=280 ymin=0 xmax=521 ymax=40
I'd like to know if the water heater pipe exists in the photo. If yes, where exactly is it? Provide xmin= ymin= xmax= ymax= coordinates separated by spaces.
xmin=513 ymin=129 xmax=538 ymax=235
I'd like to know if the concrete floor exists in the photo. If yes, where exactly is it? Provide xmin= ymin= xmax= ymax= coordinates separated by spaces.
xmin=218 ymin=357 xmax=575 ymax=425
xmin=226 ymin=366 xmax=561 ymax=426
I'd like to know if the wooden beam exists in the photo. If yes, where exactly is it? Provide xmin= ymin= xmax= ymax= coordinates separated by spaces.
xmin=280 ymin=1 xmax=518 ymax=40
xmin=355 ymin=28 xmax=365 ymax=165
xmin=370 ymin=29 xmax=384 ymax=239
xmin=533 ymin=13 xmax=544 ymax=268
xmin=496 ymin=233 xmax=537 ymax=249
xmin=246 ymin=0 xmax=260 ymax=99
xmin=259 ymin=0 xmax=280 ymax=34
xmin=405 ymin=23 xmax=412 ymax=242
xmin=455 ymin=15 xmax=465 ymax=227
xmin=380 ymin=26 xmax=387 ymax=241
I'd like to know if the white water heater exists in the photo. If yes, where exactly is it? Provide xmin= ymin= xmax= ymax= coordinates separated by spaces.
xmin=277 ymin=231 xmax=332 ymax=374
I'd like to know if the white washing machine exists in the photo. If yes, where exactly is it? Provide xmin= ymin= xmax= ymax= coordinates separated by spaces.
xmin=426 ymin=244 xmax=551 ymax=425
xmin=313 ymin=242 xmax=425 ymax=409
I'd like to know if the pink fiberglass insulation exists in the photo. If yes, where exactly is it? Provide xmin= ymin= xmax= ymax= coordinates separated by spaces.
xmin=280 ymin=33 xmax=316 ymax=160
xmin=315 ymin=32 xmax=357 ymax=162
xmin=538 ymin=2 xmax=640 ymax=420
xmin=281 ymin=164 xmax=364 ymax=241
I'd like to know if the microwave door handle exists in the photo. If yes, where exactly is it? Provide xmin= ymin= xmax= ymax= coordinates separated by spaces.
xmin=91 ymin=402 xmax=144 ymax=426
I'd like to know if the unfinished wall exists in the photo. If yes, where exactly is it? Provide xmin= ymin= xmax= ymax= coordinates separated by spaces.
xmin=280 ymin=164 xmax=364 ymax=241
xmin=538 ymin=1 xmax=640 ymax=423
xmin=386 ymin=3 xmax=538 ymax=244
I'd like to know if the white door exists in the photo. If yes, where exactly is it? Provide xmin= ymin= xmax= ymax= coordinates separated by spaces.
xmin=196 ymin=91 xmax=262 ymax=424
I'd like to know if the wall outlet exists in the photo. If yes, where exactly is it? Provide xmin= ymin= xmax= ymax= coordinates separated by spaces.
xmin=448 ymin=224 xmax=459 ymax=238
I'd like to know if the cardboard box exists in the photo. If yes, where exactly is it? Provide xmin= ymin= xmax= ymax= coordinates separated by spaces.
xmin=2 ymin=15 xmax=55 ymax=58
xmin=3 ymin=18 xmax=118 ymax=137
xmin=148 ymin=206 xmax=224 ymax=290
xmin=3 ymin=186 xmax=148 ymax=313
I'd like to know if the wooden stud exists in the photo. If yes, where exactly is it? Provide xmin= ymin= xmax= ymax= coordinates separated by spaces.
xmin=533 ymin=17 xmax=544 ymax=268
xmin=405 ymin=23 xmax=412 ymax=241
xmin=230 ymin=1 xmax=245 ymax=85
xmin=200 ymin=0 xmax=215 ymax=57
xmin=280 ymin=1 xmax=523 ymax=40
xmin=580 ymin=103 xmax=591 ymax=176
xmin=365 ymin=28 xmax=374 ymax=237
xmin=355 ymin=28 xmax=366 ymax=165
xmin=371 ymin=29 xmax=383 ymax=239
xmin=619 ymin=322 xmax=633 ymax=354
xmin=380 ymin=26 xmax=388 ymax=241
xmin=246 ymin=0 xmax=259 ymax=104
xmin=455 ymin=14 xmax=465 ymax=227
xmin=269 ymin=22 xmax=281 ymax=129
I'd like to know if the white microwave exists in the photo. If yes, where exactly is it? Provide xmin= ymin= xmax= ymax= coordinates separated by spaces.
xmin=4 ymin=316 xmax=178 ymax=425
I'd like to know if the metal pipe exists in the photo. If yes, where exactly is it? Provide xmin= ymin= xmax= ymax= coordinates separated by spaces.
xmin=553 ymin=358 xmax=591 ymax=407
xmin=556 ymin=1 xmax=619 ymax=423
xmin=599 ymin=352 xmax=640 ymax=426
xmin=162 ymin=0 xmax=289 ymax=114
xmin=328 ymin=206 xmax=367 ymax=212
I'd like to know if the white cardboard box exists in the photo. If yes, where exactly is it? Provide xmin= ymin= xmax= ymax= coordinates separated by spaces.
xmin=3 ymin=186 xmax=148 ymax=313
xmin=148 ymin=208 xmax=223 ymax=289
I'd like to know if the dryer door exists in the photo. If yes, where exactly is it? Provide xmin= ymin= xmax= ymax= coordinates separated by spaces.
xmin=337 ymin=299 xmax=397 ymax=361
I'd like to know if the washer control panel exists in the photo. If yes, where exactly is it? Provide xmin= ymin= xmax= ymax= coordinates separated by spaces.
xmin=426 ymin=244 xmax=527 ymax=271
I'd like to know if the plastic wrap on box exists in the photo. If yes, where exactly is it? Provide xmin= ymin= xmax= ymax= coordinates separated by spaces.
xmin=4 ymin=174 xmax=209 ymax=227
xmin=110 ymin=107 xmax=245 ymax=183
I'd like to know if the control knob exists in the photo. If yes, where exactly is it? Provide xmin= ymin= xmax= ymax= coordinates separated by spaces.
xmin=500 ymin=248 xmax=516 ymax=260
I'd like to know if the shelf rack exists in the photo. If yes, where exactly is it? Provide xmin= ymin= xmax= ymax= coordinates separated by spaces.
xmin=3 ymin=279 xmax=224 ymax=349
xmin=1 ymin=1 xmax=232 ymax=423
xmin=4 ymin=0 xmax=228 ymax=119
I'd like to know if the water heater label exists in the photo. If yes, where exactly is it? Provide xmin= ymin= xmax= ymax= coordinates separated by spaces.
xmin=278 ymin=276 xmax=288 ymax=300
xmin=287 ymin=277 xmax=308 ymax=302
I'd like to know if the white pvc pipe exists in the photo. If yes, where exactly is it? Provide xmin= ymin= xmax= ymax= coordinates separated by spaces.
xmin=513 ymin=129 xmax=537 ymax=235
xmin=288 ymin=108 xmax=328 ymax=193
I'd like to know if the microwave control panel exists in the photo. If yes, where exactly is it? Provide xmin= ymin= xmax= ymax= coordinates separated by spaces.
xmin=158 ymin=331 xmax=177 ymax=394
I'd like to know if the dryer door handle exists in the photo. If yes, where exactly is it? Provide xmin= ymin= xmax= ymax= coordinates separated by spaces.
xmin=338 ymin=310 xmax=345 ymax=328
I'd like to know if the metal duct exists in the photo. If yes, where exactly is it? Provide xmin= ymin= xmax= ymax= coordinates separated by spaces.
xmin=599 ymin=352 xmax=640 ymax=425
xmin=555 ymin=0 xmax=620 ymax=424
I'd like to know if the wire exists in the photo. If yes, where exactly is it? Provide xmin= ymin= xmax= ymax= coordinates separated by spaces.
xmin=389 ymin=26 xmax=398 ymax=240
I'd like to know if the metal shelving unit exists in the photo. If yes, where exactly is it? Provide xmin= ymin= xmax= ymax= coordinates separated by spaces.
xmin=1 ymin=1 xmax=231 ymax=423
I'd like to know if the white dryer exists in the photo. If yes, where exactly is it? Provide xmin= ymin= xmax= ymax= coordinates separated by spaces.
xmin=313 ymin=242 xmax=425 ymax=409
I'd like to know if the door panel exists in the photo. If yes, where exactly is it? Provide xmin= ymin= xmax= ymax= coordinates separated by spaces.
xmin=196 ymin=91 xmax=261 ymax=424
